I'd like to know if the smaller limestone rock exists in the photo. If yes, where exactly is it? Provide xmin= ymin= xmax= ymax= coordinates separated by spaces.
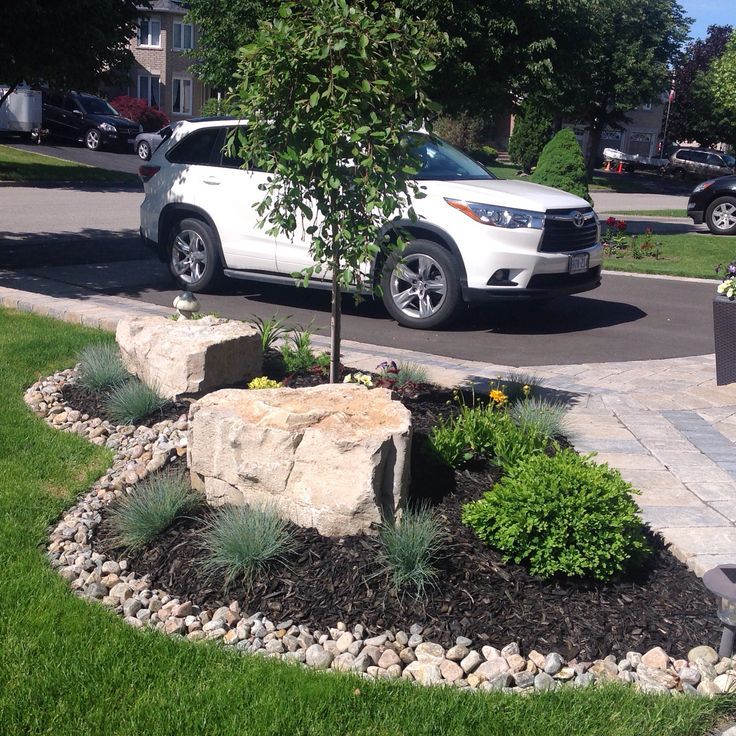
xmin=415 ymin=642 xmax=445 ymax=664
xmin=378 ymin=649 xmax=402 ymax=669
xmin=460 ymin=650 xmax=482 ymax=674
xmin=305 ymin=644 xmax=334 ymax=670
xmin=440 ymin=659 xmax=464 ymax=683
xmin=534 ymin=672 xmax=555 ymax=692
xmin=688 ymin=646 xmax=718 ymax=666
xmin=543 ymin=652 xmax=564 ymax=675
xmin=714 ymin=673 xmax=736 ymax=694
xmin=640 ymin=646 xmax=669 ymax=670
xmin=446 ymin=644 xmax=469 ymax=662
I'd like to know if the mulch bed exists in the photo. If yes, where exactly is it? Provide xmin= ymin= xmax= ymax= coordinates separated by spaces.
xmin=92 ymin=369 xmax=723 ymax=661
xmin=61 ymin=381 xmax=190 ymax=427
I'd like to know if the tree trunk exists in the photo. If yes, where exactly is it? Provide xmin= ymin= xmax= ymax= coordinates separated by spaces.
xmin=329 ymin=247 xmax=341 ymax=384
xmin=585 ymin=123 xmax=603 ymax=180
xmin=0 ymin=82 xmax=19 ymax=111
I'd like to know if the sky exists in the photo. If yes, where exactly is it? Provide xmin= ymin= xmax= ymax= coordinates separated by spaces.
xmin=680 ymin=0 xmax=735 ymax=40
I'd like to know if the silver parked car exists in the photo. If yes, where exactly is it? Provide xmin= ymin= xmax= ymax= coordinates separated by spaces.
xmin=133 ymin=124 xmax=173 ymax=160
xmin=668 ymin=148 xmax=736 ymax=181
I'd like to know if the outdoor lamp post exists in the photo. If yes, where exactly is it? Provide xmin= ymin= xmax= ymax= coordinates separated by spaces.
xmin=703 ymin=565 xmax=736 ymax=658
xmin=173 ymin=291 xmax=200 ymax=320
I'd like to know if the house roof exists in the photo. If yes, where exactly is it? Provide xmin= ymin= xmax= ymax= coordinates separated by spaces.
xmin=137 ymin=0 xmax=187 ymax=15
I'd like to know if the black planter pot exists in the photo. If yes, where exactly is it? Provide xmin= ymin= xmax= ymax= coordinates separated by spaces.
xmin=714 ymin=293 xmax=736 ymax=386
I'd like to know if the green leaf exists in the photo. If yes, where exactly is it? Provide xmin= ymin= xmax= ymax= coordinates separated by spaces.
xmin=360 ymin=80 xmax=370 ymax=93
xmin=278 ymin=4 xmax=292 ymax=18
xmin=309 ymin=91 xmax=320 ymax=107
xmin=333 ymin=39 xmax=347 ymax=51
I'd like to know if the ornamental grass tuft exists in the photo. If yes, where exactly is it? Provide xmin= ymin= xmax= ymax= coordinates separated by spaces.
xmin=378 ymin=506 xmax=443 ymax=598
xmin=201 ymin=505 xmax=296 ymax=587
xmin=108 ymin=470 xmax=201 ymax=550
xmin=509 ymin=396 xmax=568 ymax=439
xmin=76 ymin=342 xmax=129 ymax=393
xmin=103 ymin=378 xmax=168 ymax=425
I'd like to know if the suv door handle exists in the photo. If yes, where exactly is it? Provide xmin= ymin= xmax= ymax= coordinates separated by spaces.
xmin=204 ymin=177 xmax=220 ymax=185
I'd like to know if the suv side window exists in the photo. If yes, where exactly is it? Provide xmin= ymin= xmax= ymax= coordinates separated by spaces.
xmin=64 ymin=96 xmax=79 ymax=113
xmin=167 ymin=128 xmax=220 ymax=165
xmin=676 ymin=150 xmax=693 ymax=161
xmin=46 ymin=92 xmax=63 ymax=107
xmin=691 ymin=151 xmax=709 ymax=164
xmin=707 ymin=154 xmax=724 ymax=167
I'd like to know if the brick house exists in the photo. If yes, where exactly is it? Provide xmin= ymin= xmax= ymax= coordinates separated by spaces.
xmin=118 ymin=0 xmax=208 ymax=119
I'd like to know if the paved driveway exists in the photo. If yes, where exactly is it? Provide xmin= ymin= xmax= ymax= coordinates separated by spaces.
xmin=0 ymin=185 xmax=719 ymax=366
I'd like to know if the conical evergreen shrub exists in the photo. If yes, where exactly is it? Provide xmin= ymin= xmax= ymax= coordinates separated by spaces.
xmin=531 ymin=128 xmax=591 ymax=203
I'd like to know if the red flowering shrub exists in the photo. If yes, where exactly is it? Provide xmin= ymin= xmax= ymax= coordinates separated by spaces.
xmin=110 ymin=96 xmax=169 ymax=132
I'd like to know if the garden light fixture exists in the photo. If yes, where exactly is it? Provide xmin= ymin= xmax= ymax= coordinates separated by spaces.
xmin=173 ymin=291 xmax=200 ymax=320
xmin=703 ymin=564 xmax=736 ymax=658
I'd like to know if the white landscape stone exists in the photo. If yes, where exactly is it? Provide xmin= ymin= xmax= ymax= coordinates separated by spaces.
xmin=188 ymin=384 xmax=412 ymax=536
xmin=116 ymin=315 xmax=262 ymax=399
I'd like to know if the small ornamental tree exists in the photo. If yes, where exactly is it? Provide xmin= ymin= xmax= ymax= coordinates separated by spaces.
xmin=228 ymin=0 xmax=440 ymax=382
xmin=531 ymin=128 xmax=590 ymax=204
xmin=508 ymin=101 xmax=553 ymax=174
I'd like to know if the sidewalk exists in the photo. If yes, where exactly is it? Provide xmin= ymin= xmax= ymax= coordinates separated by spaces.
xmin=2 ymin=279 xmax=736 ymax=579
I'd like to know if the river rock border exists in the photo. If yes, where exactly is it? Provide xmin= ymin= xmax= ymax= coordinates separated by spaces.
xmin=27 ymin=367 xmax=736 ymax=697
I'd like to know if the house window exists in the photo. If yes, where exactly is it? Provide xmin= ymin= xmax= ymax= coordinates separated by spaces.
xmin=138 ymin=75 xmax=161 ymax=107
xmin=173 ymin=22 xmax=194 ymax=50
xmin=172 ymin=78 xmax=192 ymax=115
xmin=137 ymin=18 xmax=161 ymax=48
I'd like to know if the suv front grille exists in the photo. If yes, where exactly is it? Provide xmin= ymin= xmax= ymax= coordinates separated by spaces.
xmin=539 ymin=208 xmax=598 ymax=253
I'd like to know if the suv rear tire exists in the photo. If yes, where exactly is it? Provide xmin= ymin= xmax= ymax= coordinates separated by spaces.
xmin=706 ymin=196 xmax=736 ymax=235
xmin=380 ymin=240 xmax=461 ymax=329
xmin=168 ymin=217 xmax=223 ymax=292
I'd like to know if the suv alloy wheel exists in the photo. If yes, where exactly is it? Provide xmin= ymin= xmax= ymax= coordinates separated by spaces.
xmin=168 ymin=218 xmax=223 ymax=291
xmin=85 ymin=128 xmax=102 ymax=151
xmin=380 ymin=240 xmax=461 ymax=329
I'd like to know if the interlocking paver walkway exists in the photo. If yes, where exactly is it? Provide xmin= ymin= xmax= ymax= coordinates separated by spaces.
xmin=2 ymin=279 xmax=736 ymax=578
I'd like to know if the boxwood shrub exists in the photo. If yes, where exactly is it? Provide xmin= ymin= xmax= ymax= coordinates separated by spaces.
xmin=462 ymin=449 xmax=649 ymax=580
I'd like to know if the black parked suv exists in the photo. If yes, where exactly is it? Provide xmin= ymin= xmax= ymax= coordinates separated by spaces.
xmin=687 ymin=175 xmax=736 ymax=235
xmin=42 ymin=91 xmax=139 ymax=150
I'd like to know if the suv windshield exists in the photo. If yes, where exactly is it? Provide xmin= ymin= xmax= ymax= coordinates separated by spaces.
xmin=77 ymin=95 xmax=118 ymax=116
xmin=407 ymin=134 xmax=495 ymax=181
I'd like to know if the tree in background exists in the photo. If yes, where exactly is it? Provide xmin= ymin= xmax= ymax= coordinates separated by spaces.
xmin=508 ymin=101 xmax=553 ymax=173
xmin=228 ymin=0 xmax=439 ymax=383
xmin=534 ymin=0 xmax=689 ymax=176
xmin=186 ymin=0 xmax=585 ymax=120
xmin=531 ymin=129 xmax=590 ymax=203
xmin=710 ymin=30 xmax=736 ymax=139
xmin=185 ymin=0 xmax=280 ymax=91
xmin=668 ymin=25 xmax=735 ymax=149
xmin=0 ymin=0 xmax=143 ymax=107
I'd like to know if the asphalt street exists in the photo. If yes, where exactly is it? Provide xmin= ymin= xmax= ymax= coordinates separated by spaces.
xmin=0 ymin=186 xmax=718 ymax=367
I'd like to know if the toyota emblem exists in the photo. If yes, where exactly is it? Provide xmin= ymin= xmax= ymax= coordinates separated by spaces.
xmin=571 ymin=210 xmax=585 ymax=228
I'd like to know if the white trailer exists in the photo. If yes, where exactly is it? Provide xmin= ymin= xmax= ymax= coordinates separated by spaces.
xmin=0 ymin=85 xmax=42 ymax=136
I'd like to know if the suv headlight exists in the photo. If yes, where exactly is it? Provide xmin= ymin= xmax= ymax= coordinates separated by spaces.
xmin=99 ymin=122 xmax=116 ymax=133
xmin=692 ymin=180 xmax=714 ymax=194
xmin=445 ymin=198 xmax=544 ymax=229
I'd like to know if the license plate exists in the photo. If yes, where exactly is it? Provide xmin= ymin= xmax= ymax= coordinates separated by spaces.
xmin=568 ymin=252 xmax=589 ymax=274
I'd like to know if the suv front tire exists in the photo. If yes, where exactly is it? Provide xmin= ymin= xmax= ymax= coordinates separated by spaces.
xmin=380 ymin=239 xmax=461 ymax=329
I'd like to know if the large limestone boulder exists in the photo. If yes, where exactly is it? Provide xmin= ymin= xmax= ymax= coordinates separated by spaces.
xmin=188 ymin=384 xmax=412 ymax=536
xmin=116 ymin=316 xmax=262 ymax=399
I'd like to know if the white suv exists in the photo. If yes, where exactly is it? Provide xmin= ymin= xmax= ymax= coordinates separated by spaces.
xmin=140 ymin=119 xmax=603 ymax=329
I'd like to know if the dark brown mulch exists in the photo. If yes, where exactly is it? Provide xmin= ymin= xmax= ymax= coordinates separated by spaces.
xmin=61 ymin=381 xmax=189 ymax=427
xmin=94 ymin=375 xmax=722 ymax=661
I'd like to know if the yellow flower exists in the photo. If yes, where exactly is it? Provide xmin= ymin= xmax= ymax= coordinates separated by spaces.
xmin=489 ymin=389 xmax=508 ymax=405
xmin=248 ymin=376 xmax=282 ymax=390
xmin=522 ymin=384 xmax=531 ymax=397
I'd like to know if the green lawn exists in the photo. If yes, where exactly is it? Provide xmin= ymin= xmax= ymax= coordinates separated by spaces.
xmin=604 ymin=210 xmax=688 ymax=218
xmin=487 ymin=161 xmax=524 ymax=180
xmin=604 ymin=232 xmax=735 ymax=279
xmin=1 ymin=308 xmax=734 ymax=735
xmin=0 ymin=144 xmax=139 ymax=185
